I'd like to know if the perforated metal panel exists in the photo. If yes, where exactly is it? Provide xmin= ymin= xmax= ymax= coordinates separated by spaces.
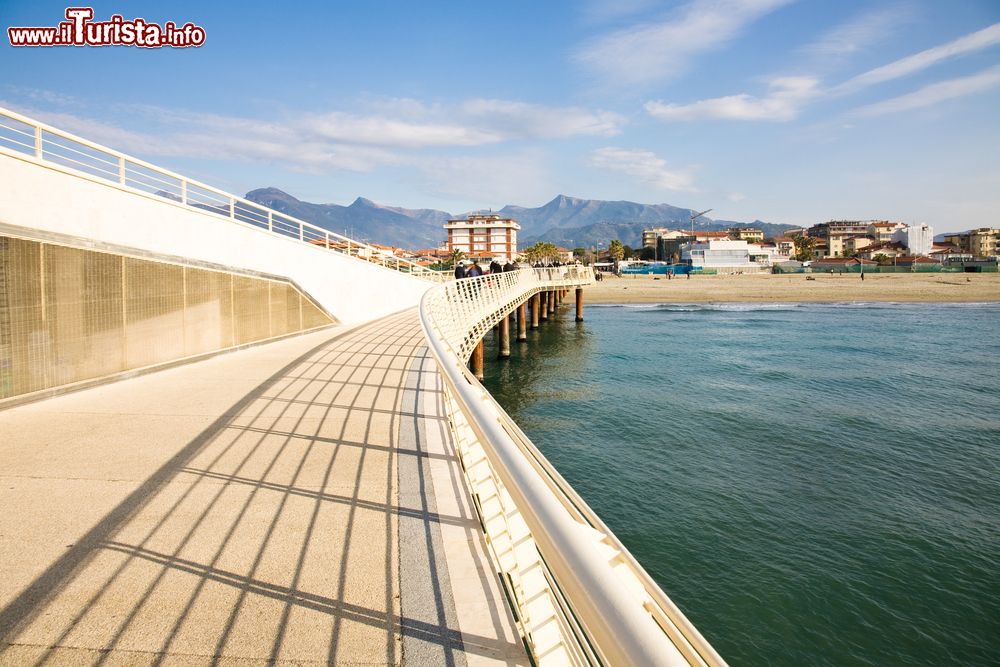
xmin=0 ymin=235 xmax=335 ymax=400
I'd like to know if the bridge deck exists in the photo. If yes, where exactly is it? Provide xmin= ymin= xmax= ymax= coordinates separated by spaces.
xmin=0 ymin=311 xmax=525 ymax=666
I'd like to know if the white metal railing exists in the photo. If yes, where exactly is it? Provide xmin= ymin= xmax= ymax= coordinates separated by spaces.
xmin=0 ymin=106 xmax=448 ymax=283
xmin=419 ymin=267 xmax=727 ymax=666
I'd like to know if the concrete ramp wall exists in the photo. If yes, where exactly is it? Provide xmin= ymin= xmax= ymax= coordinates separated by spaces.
xmin=0 ymin=153 xmax=431 ymax=325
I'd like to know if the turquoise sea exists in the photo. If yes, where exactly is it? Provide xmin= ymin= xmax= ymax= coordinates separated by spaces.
xmin=481 ymin=301 xmax=1000 ymax=666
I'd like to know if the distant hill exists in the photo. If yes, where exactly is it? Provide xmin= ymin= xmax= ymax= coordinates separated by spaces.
xmin=245 ymin=188 xmax=445 ymax=248
xmin=497 ymin=194 xmax=697 ymax=239
xmin=244 ymin=188 xmax=795 ymax=250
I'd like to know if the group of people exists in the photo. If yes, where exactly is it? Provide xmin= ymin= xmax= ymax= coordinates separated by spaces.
xmin=453 ymin=257 xmax=518 ymax=279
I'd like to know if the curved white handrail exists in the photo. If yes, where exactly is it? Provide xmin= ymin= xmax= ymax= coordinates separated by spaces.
xmin=0 ymin=106 xmax=447 ymax=283
xmin=419 ymin=267 xmax=727 ymax=666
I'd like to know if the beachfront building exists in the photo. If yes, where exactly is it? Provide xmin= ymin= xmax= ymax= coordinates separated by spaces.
xmin=942 ymin=228 xmax=1000 ymax=258
xmin=867 ymin=221 xmax=906 ymax=243
xmin=770 ymin=236 xmax=796 ymax=258
xmin=655 ymin=230 xmax=695 ymax=262
xmin=556 ymin=247 xmax=575 ymax=264
xmin=681 ymin=238 xmax=767 ymax=273
xmin=756 ymin=240 xmax=792 ymax=262
xmin=929 ymin=244 xmax=973 ymax=264
xmin=807 ymin=220 xmax=872 ymax=257
xmin=842 ymin=236 xmax=874 ymax=256
xmin=892 ymin=223 xmax=934 ymax=256
xmin=858 ymin=242 xmax=907 ymax=261
xmin=727 ymin=226 xmax=764 ymax=243
xmin=642 ymin=227 xmax=674 ymax=249
xmin=694 ymin=230 xmax=730 ymax=242
xmin=444 ymin=213 xmax=520 ymax=260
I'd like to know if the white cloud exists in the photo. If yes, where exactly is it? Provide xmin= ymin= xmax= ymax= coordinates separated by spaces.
xmin=460 ymin=99 xmax=624 ymax=139
xmin=645 ymin=76 xmax=820 ymax=121
xmin=417 ymin=149 xmax=555 ymax=206
xmin=802 ymin=6 xmax=910 ymax=60
xmin=851 ymin=64 xmax=1000 ymax=117
xmin=302 ymin=111 xmax=500 ymax=148
xmin=589 ymin=147 xmax=697 ymax=191
xmin=834 ymin=22 xmax=1000 ymax=94
xmin=727 ymin=192 xmax=746 ymax=202
xmin=575 ymin=0 xmax=795 ymax=86
xmin=643 ymin=21 xmax=1000 ymax=124
xmin=7 ymin=104 xmax=399 ymax=172
xmin=2 ymin=95 xmax=624 ymax=176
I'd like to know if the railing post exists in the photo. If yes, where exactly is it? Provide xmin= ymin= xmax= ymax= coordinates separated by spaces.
xmin=229 ymin=197 xmax=235 ymax=219
xmin=34 ymin=125 xmax=42 ymax=159
xmin=268 ymin=211 xmax=273 ymax=232
xmin=118 ymin=156 xmax=125 ymax=185
xmin=181 ymin=180 xmax=187 ymax=204
xmin=299 ymin=223 xmax=304 ymax=241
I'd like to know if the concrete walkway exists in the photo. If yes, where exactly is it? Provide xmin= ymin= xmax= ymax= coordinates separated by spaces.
xmin=0 ymin=311 xmax=525 ymax=666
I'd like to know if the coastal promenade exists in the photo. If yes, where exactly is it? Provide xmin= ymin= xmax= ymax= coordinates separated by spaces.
xmin=0 ymin=311 xmax=525 ymax=665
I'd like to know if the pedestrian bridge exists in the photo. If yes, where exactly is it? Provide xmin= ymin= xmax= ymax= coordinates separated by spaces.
xmin=0 ymin=107 xmax=726 ymax=665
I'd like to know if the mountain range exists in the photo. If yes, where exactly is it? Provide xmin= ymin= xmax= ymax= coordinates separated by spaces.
xmin=245 ymin=188 xmax=796 ymax=250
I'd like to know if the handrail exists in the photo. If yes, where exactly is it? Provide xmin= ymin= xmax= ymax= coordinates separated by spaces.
xmin=419 ymin=267 xmax=727 ymax=666
xmin=0 ymin=106 xmax=448 ymax=283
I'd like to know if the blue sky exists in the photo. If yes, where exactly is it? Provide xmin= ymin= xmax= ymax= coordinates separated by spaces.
xmin=1 ymin=0 xmax=998 ymax=232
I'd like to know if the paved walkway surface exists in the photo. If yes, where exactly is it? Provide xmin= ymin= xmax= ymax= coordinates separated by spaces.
xmin=0 ymin=311 xmax=525 ymax=666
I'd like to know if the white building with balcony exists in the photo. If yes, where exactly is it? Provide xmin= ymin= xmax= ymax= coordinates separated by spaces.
xmin=444 ymin=213 xmax=520 ymax=260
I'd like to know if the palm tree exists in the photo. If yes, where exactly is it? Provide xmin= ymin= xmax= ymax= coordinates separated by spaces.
xmin=447 ymin=248 xmax=464 ymax=269
xmin=609 ymin=239 xmax=624 ymax=272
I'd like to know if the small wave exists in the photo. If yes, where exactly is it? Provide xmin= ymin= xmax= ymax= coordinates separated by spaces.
xmin=653 ymin=303 xmax=806 ymax=313
xmin=591 ymin=301 xmax=1000 ymax=312
xmin=588 ymin=302 xmax=806 ymax=312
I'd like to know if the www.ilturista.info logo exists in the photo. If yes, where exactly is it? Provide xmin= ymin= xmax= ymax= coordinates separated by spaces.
xmin=7 ymin=7 xmax=206 ymax=48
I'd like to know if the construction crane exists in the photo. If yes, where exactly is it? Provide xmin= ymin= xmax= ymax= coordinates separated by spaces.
xmin=690 ymin=208 xmax=712 ymax=236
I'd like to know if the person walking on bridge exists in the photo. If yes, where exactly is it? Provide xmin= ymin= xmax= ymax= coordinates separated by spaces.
xmin=454 ymin=260 xmax=466 ymax=280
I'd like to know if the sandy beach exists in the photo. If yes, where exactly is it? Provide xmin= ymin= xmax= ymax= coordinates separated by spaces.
xmin=582 ymin=272 xmax=1000 ymax=303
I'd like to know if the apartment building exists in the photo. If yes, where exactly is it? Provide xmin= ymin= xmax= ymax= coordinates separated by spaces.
xmin=727 ymin=227 xmax=764 ymax=243
xmin=642 ymin=227 xmax=674 ymax=249
xmin=867 ymin=221 xmax=905 ymax=243
xmin=943 ymin=228 xmax=1000 ymax=258
xmin=444 ymin=213 xmax=520 ymax=259
xmin=807 ymin=220 xmax=874 ymax=257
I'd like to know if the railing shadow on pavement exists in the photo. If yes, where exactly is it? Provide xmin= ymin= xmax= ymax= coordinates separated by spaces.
xmin=0 ymin=314 xmax=516 ymax=664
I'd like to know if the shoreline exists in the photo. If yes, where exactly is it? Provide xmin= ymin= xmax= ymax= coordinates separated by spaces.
xmin=581 ymin=272 xmax=1000 ymax=304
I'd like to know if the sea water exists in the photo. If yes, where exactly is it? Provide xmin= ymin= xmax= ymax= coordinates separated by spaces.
xmin=481 ymin=302 xmax=1000 ymax=666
